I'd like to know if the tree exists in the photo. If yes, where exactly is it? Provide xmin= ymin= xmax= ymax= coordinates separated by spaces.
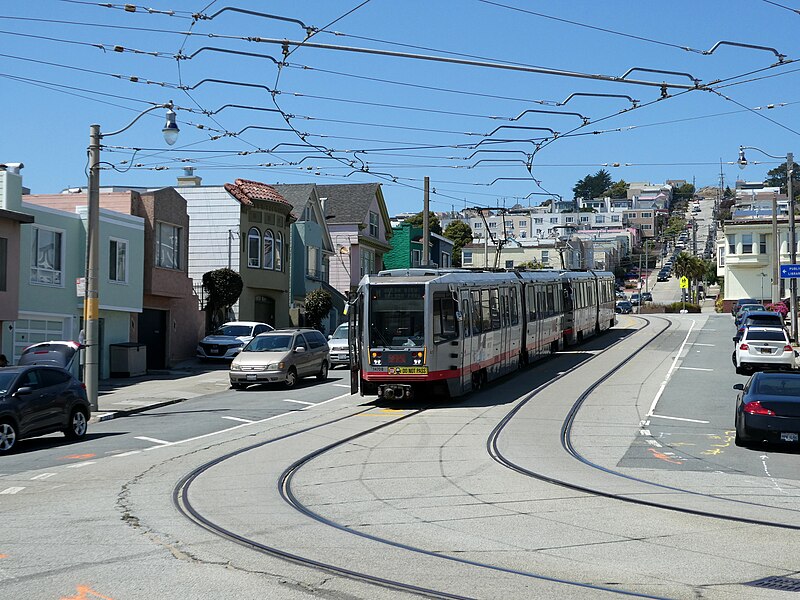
xmin=572 ymin=169 xmax=612 ymax=201
xmin=604 ymin=179 xmax=628 ymax=199
xmin=764 ymin=162 xmax=800 ymax=199
xmin=404 ymin=211 xmax=442 ymax=235
xmin=443 ymin=220 xmax=473 ymax=267
xmin=516 ymin=260 xmax=543 ymax=270
xmin=304 ymin=289 xmax=332 ymax=332
xmin=202 ymin=268 xmax=244 ymax=330
xmin=673 ymin=183 xmax=696 ymax=202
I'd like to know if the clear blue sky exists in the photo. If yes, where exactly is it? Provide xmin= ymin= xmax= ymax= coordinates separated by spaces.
xmin=3 ymin=1 xmax=800 ymax=215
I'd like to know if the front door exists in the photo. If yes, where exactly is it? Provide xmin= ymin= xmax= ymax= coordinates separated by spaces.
xmin=254 ymin=296 xmax=275 ymax=327
xmin=138 ymin=309 xmax=167 ymax=369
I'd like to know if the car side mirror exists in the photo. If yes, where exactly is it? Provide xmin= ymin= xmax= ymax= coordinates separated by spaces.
xmin=13 ymin=386 xmax=32 ymax=396
xmin=733 ymin=383 xmax=744 ymax=390
xmin=732 ymin=337 xmax=737 ymax=342
xmin=294 ymin=346 xmax=306 ymax=353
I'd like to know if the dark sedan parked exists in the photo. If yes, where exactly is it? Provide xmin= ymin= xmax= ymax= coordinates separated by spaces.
xmin=733 ymin=371 xmax=800 ymax=447
xmin=0 ymin=365 xmax=90 ymax=454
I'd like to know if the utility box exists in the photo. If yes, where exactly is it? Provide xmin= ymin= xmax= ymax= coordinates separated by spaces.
xmin=109 ymin=342 xmax=147 ymax=377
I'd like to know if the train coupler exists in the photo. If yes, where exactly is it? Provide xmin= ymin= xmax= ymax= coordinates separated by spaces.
xmin=378 ymin=384 xmax=413 ymax=400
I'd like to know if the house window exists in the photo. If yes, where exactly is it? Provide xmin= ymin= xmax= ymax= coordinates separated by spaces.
xmin=534 ymin=218 xmax=543 ymax=224
xmin=0 ymin=237 xmax=6 ymax=291
xmin=306 ymin=246 xmax=319 ymax=278
xmin=611 ymin=215 xmax=620 ymax=222
xmin=541 ymin=250 xmax=549 ymax=264
xmin=247 ymin=227 xmax=261 ymax=268
xmin=30 ymin=226 xmax=63 ymax=285
xmin=505 ymin=260 xmax=514 ymax=269
xmin=109 ymin=238 xmax=127 ymax=283
xmin=360 ymin=248 xmax=375 ymax=276
xmin=473 ymin=222 xmax=482 ymax=229
xmin=489 ymin=222 xmax=497 ymax=228
xmin=719 ymin=247 xmax=725 ymax=268
xmin=641 ymin=212 xmax=652 ymax=218
xmin=368 ymin=211 xmax=379 ymax=237
xmin=565 ymin=217 xmax=574 ymax=223
xmin=275 ymin=232 xmax=283 ymax=271
xmin=518 ymin=220 xmax=526 ymax=228
xmin=728 ymin=235 xmax=736 ymax=254
xmin=596 ymin=216 xmax=605 ymax=223
xmin=742 ymin=233 xmax=753 ymax=253
xmin=550 ymin=218 xmax=558 ymax=224
xmin=156 ymin=222 xmax=181 ymax=270
xmin=505 ymin=220 xmax=512 ymax=227
xmin=263 ymin=230 xmax=274 ymax=269
xmin=580 ymin=216 xmax=589 ymax=223
xmin=412 ymin=249 xmax=421 ymax=267
xmin=759 ymin=233 xmax=767 ymax=254
xmin=642 ymin=224 xmax=652 ymax=230
xmin=462 ymin=250 xmax=473 ymax=265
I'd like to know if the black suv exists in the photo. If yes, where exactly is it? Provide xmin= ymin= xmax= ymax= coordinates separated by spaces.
xmin=0 ymin=365 xmax=90 ymax=454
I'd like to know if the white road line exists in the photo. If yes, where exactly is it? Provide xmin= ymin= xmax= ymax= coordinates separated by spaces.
xmin=135 ymin=436 xmax=171 ymax=445
xmin=0 ymin=487 xmax=24 ymax=494
xmin=678 ymin=366 xmax=713 ymax=371
xmin=692 ymin=343 xmax=716 ymax=347
xmin=283 ymin=399 xmax=314 ymax=406
xmin=332 ymin=383 xmax=350 ymax=388
xmin=112 ymin=451 xmax=141 ymax=457
xmin=66 ymin=461 xmax=96 ymax=469
xmin=646 ymin=439 xmax=663 ymax=448
xmin=30 ymin=473 xmax=56 ymax=480
xmin=144 ymin=392 xmax=353 ymax=451
xmin=650 ymin=414 xmax=710 ymax=424
xmin=639 ymin=429 xmax=651 ymax=436
xmin=221 ymin=416 xmax=255 ymax=423
xmin=646 ymin=320 xmax=696 ymax=418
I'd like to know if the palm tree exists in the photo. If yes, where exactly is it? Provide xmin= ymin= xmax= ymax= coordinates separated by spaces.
xmin=673 ymin=252 xmax=705 ymax=303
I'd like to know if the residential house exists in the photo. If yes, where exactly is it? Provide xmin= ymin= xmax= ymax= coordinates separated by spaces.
xmin=317 ymin=183 xmax=393 ymax=296
xmin=0 ymin=164 xmax=35 ymax=353
xmin=271 ymin=184 xmax=343 ymax=332
xmin=173 ymin=176 xmax=294 ymax=329
xmin=384 ymin=222 xmax=454 ymax=269
xmin=461 ymin=237 xmax=588 ymax=270
xmin=3 ymin=166 xmax=145 ymax=377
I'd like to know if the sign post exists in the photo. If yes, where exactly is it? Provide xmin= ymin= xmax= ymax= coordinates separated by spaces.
xmin=679 ymin=276 xmax=689 ymax=313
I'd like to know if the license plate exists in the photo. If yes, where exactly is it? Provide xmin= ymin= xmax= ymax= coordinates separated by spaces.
xmin=246 ymin=374 xmax=257 ymax=381
xmin=760 ymin=347 xmax=772 ymax=354
xmin=780 ymin=432 xmax=799 ymax=442
xmin=388 ymin=367 xmax=428 ymax=375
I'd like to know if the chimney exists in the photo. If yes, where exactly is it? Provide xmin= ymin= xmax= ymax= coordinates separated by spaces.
xmin=177 ymin=166 xmax=202 ymax=187
xmin=0 ymin=162 xmax=24 ymax=175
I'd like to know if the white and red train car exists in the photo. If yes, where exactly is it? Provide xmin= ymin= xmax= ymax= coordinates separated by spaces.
xmin=348 ymin=268 xmax=615 ymax=400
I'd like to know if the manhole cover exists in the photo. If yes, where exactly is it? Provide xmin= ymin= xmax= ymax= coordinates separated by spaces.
xmin=746 ymin=576 xmax=800 ymax=592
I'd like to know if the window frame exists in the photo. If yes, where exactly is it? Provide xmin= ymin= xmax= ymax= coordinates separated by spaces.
xmin=30 ymin=224 xmax=65 ymax=287
xmin=108 ymin=237 xmax=128 ymax=284
xmin=155 ymin=221 xmax=182 ymax=270
xmin=247 ymin=227 xmax=261 ymax=268
xmin=263 ymin=229 xmax=275 ymax=270
xmin=368 ymin=211 xmax=379 ymax=237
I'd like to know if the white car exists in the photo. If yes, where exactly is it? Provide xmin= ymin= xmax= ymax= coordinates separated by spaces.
xmin=733 ymin=326 xmax=797 ymax=375
xmin=196 ymin=321 xmax=273 ymax=360
xmin=327 ymin=323 xmax=350 ymax=368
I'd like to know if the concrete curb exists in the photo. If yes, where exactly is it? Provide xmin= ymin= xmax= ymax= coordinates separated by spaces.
xmin=89 ymin=397 xmax=187 ymax=423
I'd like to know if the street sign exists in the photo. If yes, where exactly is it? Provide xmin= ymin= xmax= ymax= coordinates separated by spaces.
xmin=780 ymin=264 xmax=800 ymax=279
xmin=679 ymin=276 xmax=689 ymax=289
xmin=76 ymin=277 xmax=86 ymax=297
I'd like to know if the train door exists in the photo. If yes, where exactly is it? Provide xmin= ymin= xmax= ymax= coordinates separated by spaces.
xmin=459 ymin=289 xmax=472 ymax=394
xmin=348 ymin=290 xmax=363 ymax=395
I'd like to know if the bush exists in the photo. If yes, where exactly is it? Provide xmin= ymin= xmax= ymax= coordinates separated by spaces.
xmin=765 ymin=302 xmax=788 ymax=317
xmin=714 ymin=297 xmax=724 ymax=313
xmin=304 ymin=289 xmax=333 ymax=332
xmin=664 ymin=302 xmax=701 ymax=313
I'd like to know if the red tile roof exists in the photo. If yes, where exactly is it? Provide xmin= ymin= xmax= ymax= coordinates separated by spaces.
xmin=224 ymin=179 xmax=290 ymax=207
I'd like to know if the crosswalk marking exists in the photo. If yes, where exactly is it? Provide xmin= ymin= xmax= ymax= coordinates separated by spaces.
xmin=221 ymin=416 xmax=255 ymax=423
xmin=30 ymin=473 xmax=56 ymax=480
xmin=135 ymin=436 xmax=171 ymax=445
xmin=283 ymin=399 xmax=314 ymax=406
xmin=0 ymin=487 xmax=24 ymax=495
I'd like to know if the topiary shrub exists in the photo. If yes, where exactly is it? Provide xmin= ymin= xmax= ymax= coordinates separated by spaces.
xmin=202 ymin=268 xmax=243 ymax=330
xmin=304 ymin=289 xmax=333 ymax=332
xmin=765 ymin=302 xmax=788 ymax=318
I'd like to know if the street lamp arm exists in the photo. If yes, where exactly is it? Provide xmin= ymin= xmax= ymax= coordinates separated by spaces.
xmin=739 ymin=145 xmax=785 ymax=161
xmin=100 ymin=102 xmax=173 ymax=139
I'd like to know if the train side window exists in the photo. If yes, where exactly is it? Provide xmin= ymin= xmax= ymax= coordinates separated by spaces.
xmin=471 ymin=290 xmax=483 ymax=334
xmin=528 ymin=287 xmax=537 ymax=321
xmin=481 ymin=289 xmax=492 ymax=331
xmin=500 ymin=290 xmax=509 ymax=326
xmin=510 ymin=288 xmax=519 ymax=325
xmin=547 ymin=285 xmax=555 ymax=315
xmin=489 ymin=288 xmax=501 ymax=330
xmin=461 ymin=298 xmax=471 ymax=338
xmin=433 ymin=291 xmax=459 ymax=343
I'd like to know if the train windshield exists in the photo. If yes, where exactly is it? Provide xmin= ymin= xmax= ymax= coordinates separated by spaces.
xmin=368 ymin=284 xmax=425 ymax=348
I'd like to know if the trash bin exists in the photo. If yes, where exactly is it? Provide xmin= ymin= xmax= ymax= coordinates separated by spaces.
xmin=109 ymin=342 xmax=147 ymax=377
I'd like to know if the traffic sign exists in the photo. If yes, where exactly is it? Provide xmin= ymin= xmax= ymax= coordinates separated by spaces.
xmin=679 ymin=276 xmax=689 ymax=289
xmin=780 ymin=264 xmax=800 ymax=279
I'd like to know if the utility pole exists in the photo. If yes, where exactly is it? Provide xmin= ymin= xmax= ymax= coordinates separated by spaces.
xmin=788 ymin=153 xmax=797 ymax=342
xmin=773 ymin=191 xmax=780 ymax=304
xmin=423 ymin=176 xmax=430 ymax=267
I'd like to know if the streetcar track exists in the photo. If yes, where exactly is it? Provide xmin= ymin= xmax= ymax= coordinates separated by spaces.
xmin=489 ymin=314 xmax=800 ymax=530
xmin=174 ymin=320 xmax=669 ymax=599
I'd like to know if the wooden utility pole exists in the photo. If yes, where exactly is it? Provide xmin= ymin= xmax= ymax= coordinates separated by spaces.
xmin=423 ymin=176 xmax=430 ymax=267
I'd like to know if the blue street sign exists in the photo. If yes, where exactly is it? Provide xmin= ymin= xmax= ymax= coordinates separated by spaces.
xmin=780 ymin=264 xmax=800 ymax=278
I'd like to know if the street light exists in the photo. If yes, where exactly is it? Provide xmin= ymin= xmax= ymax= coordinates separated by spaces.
xmin=760 ymin=271 xmax=768 ymax=304
xmin=85 ymin=102 xmax=179 ymax=411
xmin=738 ymin=145 xmax=796 ymax=342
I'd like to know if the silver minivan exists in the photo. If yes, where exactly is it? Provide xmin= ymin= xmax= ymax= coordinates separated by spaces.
xmin=229 ymin=329 xmax=329 ymax=389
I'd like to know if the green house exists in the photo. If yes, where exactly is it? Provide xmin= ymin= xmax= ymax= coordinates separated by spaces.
xmin=384 ymin=222 xmax=454 ymax=269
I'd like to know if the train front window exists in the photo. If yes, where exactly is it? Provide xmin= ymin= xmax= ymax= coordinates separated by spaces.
xmin=369 ymin=285 xmax=425 ymax=348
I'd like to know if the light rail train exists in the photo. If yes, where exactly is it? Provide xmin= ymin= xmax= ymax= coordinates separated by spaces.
xmin=347 ymin=268 xmax=615 ymax=400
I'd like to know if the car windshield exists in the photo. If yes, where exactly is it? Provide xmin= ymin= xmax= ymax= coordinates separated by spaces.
xmin=745 ymin=330 xmax=787 ymax=342
xmin=0 ymin=372 xmax=16 ymax=395
xmin=244 ymin=335 xmax=293 ymax=352
xmin=368 ymin=284 xmax=425 ymax=348
xmin=754 ymin=376 xmax=800 ymax=397
xmin=331 ymin=324 xmax=349 ymax=340
xmin=738 ymin=305 xmax=765 ymax=314
xmin=746 ymin=316 xmax=782 ymax=325
xmin=212 ymin=325 xmax=252 ymax=337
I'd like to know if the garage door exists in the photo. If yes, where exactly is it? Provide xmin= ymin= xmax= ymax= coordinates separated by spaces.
xmin=13 ymin=317 xmax=68 ymax=364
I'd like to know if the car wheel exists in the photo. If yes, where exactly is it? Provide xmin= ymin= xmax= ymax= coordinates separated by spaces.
xmin=0 ymin=421 xmax=18 ymax=454
xmin=317 ymin=361 xmax=329 ymax=381
xmin=734 ymin=429 xmax=749 ymax=448
xmin=64 ymin=408 xmax=89 ymax=440
xmin=285 ymin=368 xmax=298 ymax=388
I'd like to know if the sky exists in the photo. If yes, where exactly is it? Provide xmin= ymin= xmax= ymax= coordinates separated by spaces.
xmin=3 ymin=0 xmax=800 ymax=216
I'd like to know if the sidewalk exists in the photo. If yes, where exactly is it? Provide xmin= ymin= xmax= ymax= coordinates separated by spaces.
xmin=91 ymin=359 xmax=230 ymax=422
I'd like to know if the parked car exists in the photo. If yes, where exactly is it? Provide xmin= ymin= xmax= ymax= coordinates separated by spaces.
xmin=615 ymin=300 xmax=633 ymax=314
xmin=731 ymin=297 xmax=759 ymax=317
xmin=196 ymin=321 xmax=273 ymax=360
xmin=733 ymin=371 xmax=800 ymax=447
xmin=327 ymin=323 xmax=350 ymax=368
xmin=733 ymin=311 xmax=786 ymax=344
xmin=629 ymin=293 xmax=641 ymax=306
xmin=230 ymin=328 xmax=329 ymax=389
xmin=733 ymin=326 xmax=797 ymax=375
xmin=0 ymin=365 xmax=90 ymax=454
xmin=641 ymin=292 xmax=653 ymax=302
xmin=734 ymin=304 xmax=767 ymax=327
xmin=17 ymin=340 xmax=82 ymax=379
